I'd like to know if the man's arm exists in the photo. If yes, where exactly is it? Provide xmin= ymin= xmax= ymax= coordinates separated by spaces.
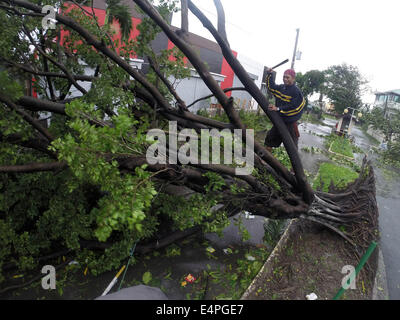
xmin=266 ymin=71 xmax=291 ymax=102
xmin=266 ymin=70 xmax=281 ymax=91
xmin=278 ymin=89 xmax=305 ymax=116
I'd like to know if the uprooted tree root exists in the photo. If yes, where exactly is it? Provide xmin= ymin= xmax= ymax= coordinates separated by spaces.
xmin=301 ymin=157 xmax=379 ymax=254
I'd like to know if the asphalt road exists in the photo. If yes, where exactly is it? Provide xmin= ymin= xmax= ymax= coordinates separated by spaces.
xmin=299 ymin=118 xmax=399 ymax=299
xmin=349 ymin=125 xmax=400 ymax=299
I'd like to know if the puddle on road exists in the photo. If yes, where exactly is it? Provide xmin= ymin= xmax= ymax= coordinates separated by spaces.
xmin=374 ymin=165 xmax=400 ymax=199
xmin=299 ymin=122 xmax=333 ymax=137
xmin=298 ymin=122 xmax=332 ymax=176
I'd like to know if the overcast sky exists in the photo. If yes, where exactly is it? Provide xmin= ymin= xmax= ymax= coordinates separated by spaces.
xmin=170 ymin=0 xmax=400 ymax=104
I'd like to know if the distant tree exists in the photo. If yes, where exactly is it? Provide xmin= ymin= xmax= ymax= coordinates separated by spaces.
xmin=296 ymin=69 xmax=326 ymax=100
xmin=296 ymin=70 xmax=326 ymax=117
xmin=105 ymin=0 xmax=133 ymax=41
xmin=324 ymin=64 xmax=367 ymax=114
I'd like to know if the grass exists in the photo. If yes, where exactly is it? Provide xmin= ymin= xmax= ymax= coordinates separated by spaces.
xmin=330 ymin=137 xmax=354 ymax=158
xmin=313 ymin=162 xmax=359 ymax=192
xmin=324 ymin=134 xmax=354 ymax=158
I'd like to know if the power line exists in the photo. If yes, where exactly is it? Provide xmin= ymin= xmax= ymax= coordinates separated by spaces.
xmin=190 ymin=3 xmax=252 ymax=36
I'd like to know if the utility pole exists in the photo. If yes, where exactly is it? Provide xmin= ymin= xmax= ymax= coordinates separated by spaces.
xmin=383 ymin=94 xmax=389 ymax=118
xmin=291 ymin=28 xmax=300 ymax=69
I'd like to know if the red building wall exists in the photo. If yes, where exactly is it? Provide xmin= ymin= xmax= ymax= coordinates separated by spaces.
xmin=220 ymin=52 xmax=238 ymax=97
xmin=56 ymin=2 xmax=237 ymax=98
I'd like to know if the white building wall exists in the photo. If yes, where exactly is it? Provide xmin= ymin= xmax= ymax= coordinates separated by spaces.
xmin=236 ymin=53 xmax=264 ymax=90
xmin=232 ymin=53 xmax=265 ymax=110
xmin=171 ymin=69 xmax=226 ymax=113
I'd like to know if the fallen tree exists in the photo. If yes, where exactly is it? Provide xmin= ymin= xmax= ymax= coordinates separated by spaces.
xmin=0 ymin=0 xmax=378 ymax=282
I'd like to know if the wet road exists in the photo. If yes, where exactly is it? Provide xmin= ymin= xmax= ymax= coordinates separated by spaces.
xmin=346 ymin=125 xmax=400 ymax=299
xmin=374 ymin=161 xmax=400 ymax=299
xmin=298 ymin=118 xmax=334 ymax=176
xmin=299 ymin=118 xmax=400 ymax=299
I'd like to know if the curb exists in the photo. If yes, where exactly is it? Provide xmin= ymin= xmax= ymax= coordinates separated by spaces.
xmin=372 ymin=245 xmax=389 ymax=300
xmin=241 ymin=218 xmax=385 ymax=300
xmin=240 ymin=218 xmax=299 ymax=300
xmin=328 ymin=142 xmax=355 ymax=161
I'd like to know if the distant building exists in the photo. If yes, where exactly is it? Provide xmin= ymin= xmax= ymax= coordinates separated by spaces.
xmin=373 ymin=89 xmax=400 ymax=117
xmin=365 ymin=89 xmax=400 ymax=143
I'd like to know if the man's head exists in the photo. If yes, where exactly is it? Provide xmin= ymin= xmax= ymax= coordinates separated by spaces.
xmin=283 ymin=69 xmax=296 ymax=86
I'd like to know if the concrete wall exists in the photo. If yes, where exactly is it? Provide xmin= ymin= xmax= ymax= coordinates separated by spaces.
xmin=367 ymin=125 xmax=385 ymax=143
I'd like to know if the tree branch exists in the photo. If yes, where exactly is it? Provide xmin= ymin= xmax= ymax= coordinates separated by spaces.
xmin=0 ymin=95 xmax=54 ymax=141
xmin=180 ymin=0 xmax=189 ymax=39
xmin=133 ymin=0 xmax=297 ymax=190
xmin=187 ymin=0 xmax=313 ymax=203
xmin=128 ymin=83 xmax=232 ymax=130
xmin=0 ymin=133 xmax=56 ymax=158
xmin=0 ymin=57 xmax=95 ymax=81
xmin=213 ymin=0 xmax=229 ymax=48
xmin=147 ymin=55 xmax=188 ymax=112
xmin=0 ymin=161 xmax=67 ymax=173
xmin=22 ymin=24 xmax=89 ymax=96
xmin=17 ymin=96 xmax=66 ymax=115
xmin=186 ymin=86 xmax=248 ymax=109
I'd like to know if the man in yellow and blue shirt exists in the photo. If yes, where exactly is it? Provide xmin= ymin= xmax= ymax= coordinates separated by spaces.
xmin=264 ymin=68 xmax=305 ymax=151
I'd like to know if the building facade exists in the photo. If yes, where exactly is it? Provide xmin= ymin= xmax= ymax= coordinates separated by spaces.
xmin=62 ymin=0 xmax=266 ymax=112
xmin=373 ymin=89 xmax=400 ymax=117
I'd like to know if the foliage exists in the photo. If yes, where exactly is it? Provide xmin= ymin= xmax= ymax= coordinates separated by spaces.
xmin=152 ymin=191 xmax=229 ymax=236
xmin=142 ymin=271 xmax=152 ymax=284
xmin=325 ymin=134 xmax=354 ymax=158
xmin=363 ymin=107 xmax=400 ymax=167
xmin=313 ymin=162 xmax=359 ymax=192
xmin=301 ymin=112 xmax=325 ymax=125
xmin=382 ymin=141 xmax=400 ymax=168
xmin=263 ymin=219 xmax=287 ymax=246
xmin=296 ymin=69 xmax=326 ymax=102
xmin=197 ymin=109 xmax=272 ymax=133
xmin=271 ymin=146 xmax=292 ymax=170
xmin=105 ymin=0 xmax=133 ymax=41
xmin=237 ymin=110 xmax=272 ymax=132
xmin=202 ymin=247 xmax=270 ymax=299
xmin=49 ymin=100 xmax=157 ymax=242
xmin=164 ymin=244 xmax=181 ymax=257
xmin=0 ymin=0 xmax=200 ymax=281
xmin=324 ymin=64 xmax=368 ymax=114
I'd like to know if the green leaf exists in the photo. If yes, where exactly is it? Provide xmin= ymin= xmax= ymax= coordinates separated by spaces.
xmin=142 ymin=271 xmax=152 ymax=285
